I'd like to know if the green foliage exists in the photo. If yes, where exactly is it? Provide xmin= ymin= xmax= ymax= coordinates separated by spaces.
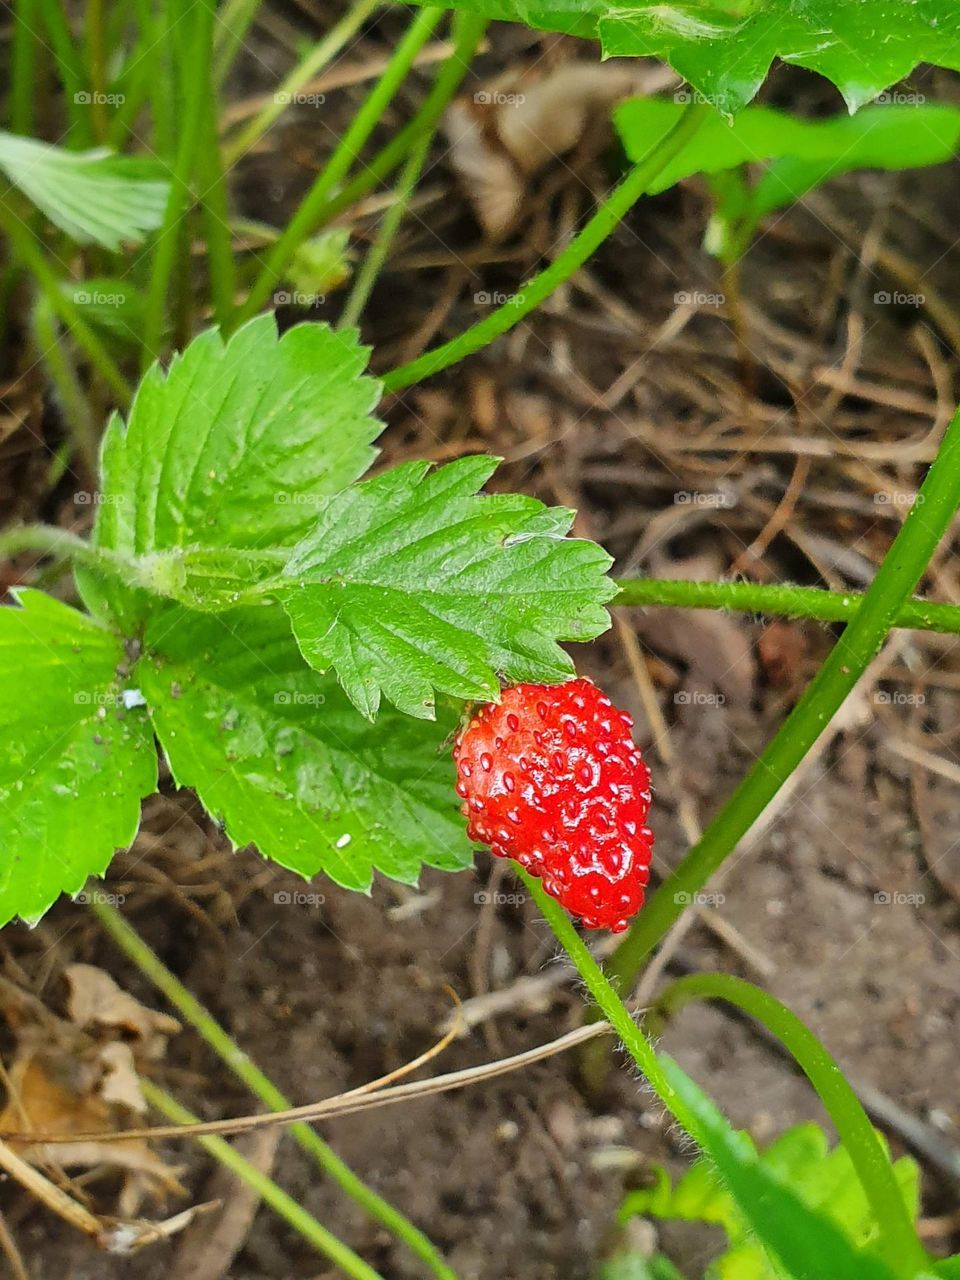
xmin=0 ymin=132 xmax=169 ymax=248
xmin=139 ymin=605 xmax=472 ymax=891
xmin=401 ymin=0 xmax=960 ymax=115
xmin=77 ymin=315 xmax=383 ymax=629
xmin=60 ymin=277 xmax=148 ymax=346
xmin=277 ymin=457 xmax=615 ymax=718
xmin=0 ymin=316 xmax=613 ymax=924
xmin=619 ymin=1122 xmax=920 ymax=1279
xmin=614 ymin=99 xmax=960 ymax=261
xmin=0 ymin=591 xmax=156 ymax=927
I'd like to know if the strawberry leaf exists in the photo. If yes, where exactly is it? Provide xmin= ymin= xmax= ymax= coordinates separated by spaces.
xmin=276 ymin=457 xmax=616 ymax=718
xmin=0 ymin=592 xmax=156 ymax=926
xmin=77 ymin=315 xmax=383 ymax=629
xmin=139 ymin=604 xmax=472 ymax=890
xmin=404 ymin=0 xmax=960 ymax=116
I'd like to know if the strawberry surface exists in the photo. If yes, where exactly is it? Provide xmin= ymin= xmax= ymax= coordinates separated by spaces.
xmin=453 ymin=678 xmax=653 ymax=931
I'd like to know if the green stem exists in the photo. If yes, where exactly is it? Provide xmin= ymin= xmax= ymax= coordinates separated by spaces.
xmin=34 ymin=0 xmax=92 ymax=144
xmin=92 ymin=902 xmax=459 ymax=1280
xmin=655 ymin=973 xmax=924 ymax=1274
xmin=85 ymin=0 xmax=109 ymax=140
xmin=233 ymin=6 xmax=444 ymax=329
xmin=31 ymin=295 xmax=99 ymax=477
xmin=10 ymin=0 xmax=40 ymax=135
xmin=608 ymin=402 xmax=960 ymax=991
xmin=142 ymin=0 xmax=217 ymax=367
xmin=382 ymin=102 xmax=710 ymax=393
xmin=222 ymin=0 xmax=382 ymax=168
xmin=614 ymin=576 xmax=960 ymax=635
xmin=0 ymin=194 xmax=131 ymax=403
xmin=212 ymin=0 xmax=264 ymax=89
xmin=339 ymin=119 xmax=433 ymax=330
xmin=310 ymin=11 xmax=488 ymax=232
xmin=142 ymin=1082 xmax=387 ymax=1280
xmin=198 ymin=81 xmax=237 ymax=325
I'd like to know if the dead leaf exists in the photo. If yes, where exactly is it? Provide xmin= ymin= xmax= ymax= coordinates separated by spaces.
xmin=446 ymin=60 xmax=675 ymax=239
xmin=65 ymin=964 xmax=181 ymax=1060
xmin=0 ymin=968 xmax=185 ymax=1215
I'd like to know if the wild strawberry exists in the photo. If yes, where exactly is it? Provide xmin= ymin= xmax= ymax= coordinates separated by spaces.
xmin=453 ymin=678 xmax=653 ymax=932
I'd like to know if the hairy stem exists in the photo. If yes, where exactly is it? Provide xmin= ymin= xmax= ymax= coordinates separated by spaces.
xmin=607 ymin=403 xmax=960 ymax=991
xmin=382 ymin=102 xmax=710 ymax=392
xmin=614 ymin=576 xmax=960 ymax=635
xmin=655 ymin=974 xmax=925 ymax=1274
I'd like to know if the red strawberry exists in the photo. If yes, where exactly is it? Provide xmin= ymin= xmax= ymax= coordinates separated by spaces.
xmin=454 ymin=678 xmax=653 ymax=932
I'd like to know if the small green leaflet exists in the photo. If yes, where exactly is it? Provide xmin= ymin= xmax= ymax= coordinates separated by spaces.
xmin=277 ymin=457 xmax=616 ymax=718
xmin=654 ymin=1058 xmax=901 ymax=1280
xmin=0 ymin=132 xmax=169 ymax=248
xmin=621 ymin=1108 xmax=915 ymax=1280
xmin=403 ymin=0 xmax=960 ymax=116
xmin=614 ymin=100 xmax=960 ymax=200
xmin=0 ymin=592 xmax=156 ymax=927
xmin=78 ymin=316 xmax=383 ymax=628
xmin=139 ymin=605 xmax=472 ymax=891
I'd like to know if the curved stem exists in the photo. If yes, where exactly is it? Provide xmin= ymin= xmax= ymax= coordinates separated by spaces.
xmin=222 ymin=0 xmax=382 ymax=167
xmin=0 ymin=193 xmax=131 ymax=403
xmin=233 ymin=6 xmax=444 ymax=329
xmin=655 ymin=973 xmax=924 ymax=1274
xmin=607 ymin=403 xmax=960 ymax=992
xmin=309 ymin=12 xmax=488 ymax=234
xmin=381 ymin=102 xmax=710 ymax=393
xmin=93 ymin=902 xmax=459 ymax=1280
xmin=614 ymin=576 xmax=960 ymax=635
xmin=141 ymin=0 xmax=216 ymax=367
xmin=339 ymin=116 xmax=434 ymax=329
xmin=143 ymin=1082 xmax=387 ymax=1280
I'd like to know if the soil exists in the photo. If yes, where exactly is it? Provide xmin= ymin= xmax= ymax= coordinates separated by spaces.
xmin=3 ymin=10 xmax=960 ymax=1280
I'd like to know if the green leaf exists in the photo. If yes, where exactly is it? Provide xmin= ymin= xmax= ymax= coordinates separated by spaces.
xmin=621 ymin=1119 xmax=920 ymax=1280
xmin=407 ymin=0 xmax=960 ymax=115
xmin=77 ymin=315 xmax=383 ymax=629
xmin=599 ymin=1253 xmax=686 ymax=1280
xmin=0 ymin=591 xmax=157 ymax=926
xmin=139 ymin=604 xmax=473 ymax=891
xmin=614 ymin=100 xmax=960 ymax=199
xmin=276 ymin=456 xmax=615 ymax=718
xmin=0 ymin=131 xmax=169 ymax=248
xmin=652 ymin=1063 xmax=900 ymax=1280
